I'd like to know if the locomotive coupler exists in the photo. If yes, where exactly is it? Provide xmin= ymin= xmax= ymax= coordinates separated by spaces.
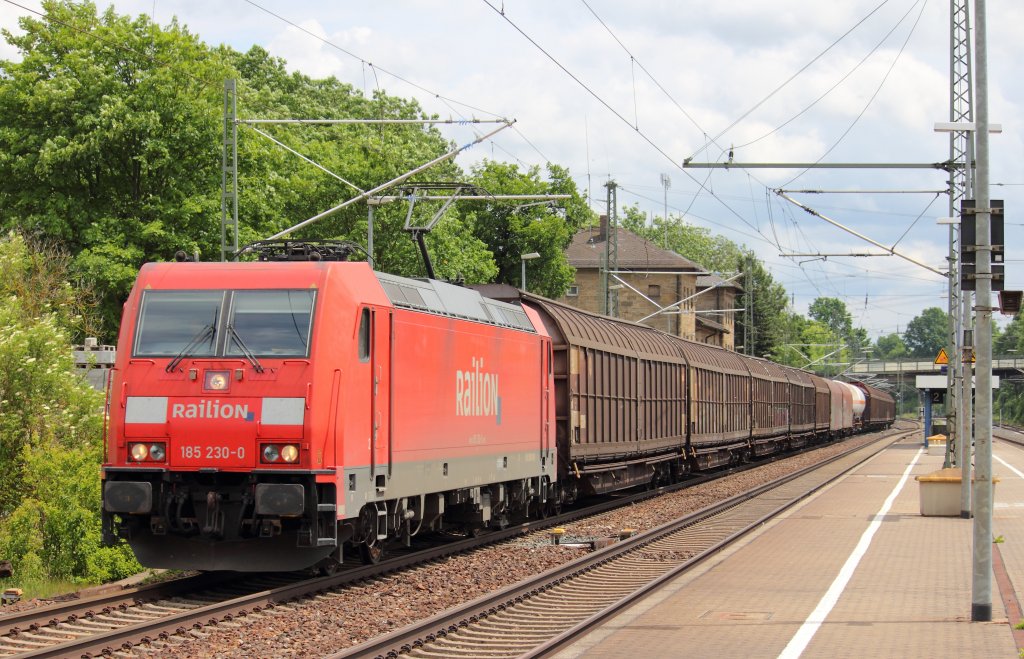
xmin=203 ymin=491 xmax=225 ymax=537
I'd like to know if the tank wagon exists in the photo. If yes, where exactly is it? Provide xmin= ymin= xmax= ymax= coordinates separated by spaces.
xmin=102 ymin=254 xmax=895 ymax=572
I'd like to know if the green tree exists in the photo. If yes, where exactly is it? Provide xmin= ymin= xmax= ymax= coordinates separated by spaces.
xmin=875 ymin=332 xmax=908 ymax=359
xmin=0 ymin=232 xmax=140 ymax=584
xmin=0 ymin=2 xmax=237 ymax=332
xmin=0 ymin=5 xmax=485 ymax=336
xmin=809 ymin=298 xmax=853 ymax=342
xmin=462 ymin=161 xmax=592 ymax=297
xmin=807 ymin=296 xmax=872 ymax=362
xmin=735 ymin=255 xmax=791 ymax=359
xmin=994 ymin=314 xmax=1024 ymax=424
xmin=903 ymin=307 xmax=949 ymax=358
xmin=770 ymin=314 xmax=842 ymax=375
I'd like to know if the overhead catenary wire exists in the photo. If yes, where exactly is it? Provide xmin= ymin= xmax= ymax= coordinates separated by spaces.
xmin=242 ymin=0 xmax=549 ymax=168
xmin=480 ymin=0 xmax=776 ymax=247
xmin=685 ymin=0 xmax=892 ymax=163
xmin=730 ymin=0 xmax=927 ymax=153
xmin=780 ymin=0 xmax=930 ymax=188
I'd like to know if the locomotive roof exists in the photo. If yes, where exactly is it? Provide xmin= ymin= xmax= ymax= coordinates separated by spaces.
xmin=375 ymin=271 xmax=536 ymax=333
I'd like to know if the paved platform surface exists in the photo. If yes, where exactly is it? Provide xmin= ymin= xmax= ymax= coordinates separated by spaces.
xmin=553 ymin=431 xmax=1024 ymax=658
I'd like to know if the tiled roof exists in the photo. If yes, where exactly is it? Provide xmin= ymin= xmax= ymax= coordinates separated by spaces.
xmin=697 ymin=274 xmax=743 ymax=291
xmin=566 ymin=225 xmax=703 ymax=271
xmin=696 ymin=314 xmax=730 ymax=333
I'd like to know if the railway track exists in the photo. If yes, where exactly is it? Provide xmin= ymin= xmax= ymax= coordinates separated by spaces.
xmin=0 ymin=429 xmax=902 ymax=658
xmin=0 ymin=572 xmax=307 ymax=657
xmin=996 ymin=424 xmax=1024 ymax=447
xmin=332 ymin=429 xmax=909 ymax=659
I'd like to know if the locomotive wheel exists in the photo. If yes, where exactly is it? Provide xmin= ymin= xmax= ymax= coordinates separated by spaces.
xmin=317 ymin=558 xmax=341 ymax=576
xmin=360 ymin=541 xmax=385 ymax=564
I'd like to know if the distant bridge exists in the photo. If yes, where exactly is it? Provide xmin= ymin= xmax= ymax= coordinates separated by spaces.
xmin=846 ymin=356 xmax=1024 ymax=382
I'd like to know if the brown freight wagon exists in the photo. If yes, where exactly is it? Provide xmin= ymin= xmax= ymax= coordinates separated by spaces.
xmin=521 ymin=294 xmax=688 ymax=498
xmin=744 ymin=356 xmax=790 ymax=457
xmin=677 ymin=339 xmax=753 ymax=469
xmin=808 ymin=373 xmax=833 ymax=439
xmin=780 ymin=365 xmax=816 ymax=446
xmin=826 ymin=379 xmax=855 ymax=437
xmin=855 ymin=381 xmax=896 ymax=431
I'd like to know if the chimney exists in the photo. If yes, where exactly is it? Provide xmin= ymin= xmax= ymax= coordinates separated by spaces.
xmin=599 ymin=214 xmax=608 ymax=241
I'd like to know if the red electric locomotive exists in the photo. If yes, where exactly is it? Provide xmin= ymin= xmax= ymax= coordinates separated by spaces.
xmin=102 ymin=247 xmax=556 ymax=572
xmin=102 ymin=242 xmax=896 ymax=573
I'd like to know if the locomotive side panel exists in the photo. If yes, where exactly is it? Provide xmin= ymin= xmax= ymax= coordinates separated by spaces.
xmin=383 ymin=308 xmax=550 ymax=499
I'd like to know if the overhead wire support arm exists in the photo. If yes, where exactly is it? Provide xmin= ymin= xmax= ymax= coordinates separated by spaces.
xmin=774 ymin=190 xmax=946 ymax=277
xmin=637 ymin=272 xmax=745 ymax=323
xmin=255 ymin=121 xmax=516 ymax=246
xmin=681 ymin=161 xmax=960 ymax=171
xmin=776 ymin=188 xmax=950 ymax=195
xmin=237 ymin=118 xmax=511 ymax=126
xmin=780 ymin=252 xmax=894 ymax=258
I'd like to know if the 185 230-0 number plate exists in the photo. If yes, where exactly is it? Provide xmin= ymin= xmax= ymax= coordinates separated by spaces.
xmin=174 ymin=443 xmax=248 ymax=467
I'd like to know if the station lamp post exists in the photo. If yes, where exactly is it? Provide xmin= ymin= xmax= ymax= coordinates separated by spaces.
xmin=521 ymin=252 xmax=540 ymax=290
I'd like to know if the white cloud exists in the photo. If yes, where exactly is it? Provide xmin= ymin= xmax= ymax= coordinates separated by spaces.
xmin=0 ymin=0 xmax=1020 ymax=337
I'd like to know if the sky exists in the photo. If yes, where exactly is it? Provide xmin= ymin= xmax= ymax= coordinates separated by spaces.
xmin=1 ymin=0 xmax=1022 ymax=341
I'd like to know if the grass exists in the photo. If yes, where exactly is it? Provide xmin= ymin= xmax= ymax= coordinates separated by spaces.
xmin=0 ymin=574 xmax=85 ymax=603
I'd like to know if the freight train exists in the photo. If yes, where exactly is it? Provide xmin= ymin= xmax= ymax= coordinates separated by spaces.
xmin=101 ymin=244 xmax=894 ymax=572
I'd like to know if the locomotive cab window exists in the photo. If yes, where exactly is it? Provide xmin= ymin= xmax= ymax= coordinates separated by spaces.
xmin=134 ymin=289 xmax=315 ymax=358
xmin=226 ymin=290 xmax=315 ymax=357
xmin=358 ymin=308 xmax=371 ymax=362
xmin=134 ymin=291 xmax=224 ymax=357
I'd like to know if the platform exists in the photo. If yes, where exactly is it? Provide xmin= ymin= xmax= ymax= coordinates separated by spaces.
xmin=553 ymin=433 xmax=1024 ymax=658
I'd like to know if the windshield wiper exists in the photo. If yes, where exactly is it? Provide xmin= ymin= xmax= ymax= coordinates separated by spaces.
xmin=165 ymin=323 xmax=216 ymax=373
xmin=226 ymin=324 xmax=265 ymax=373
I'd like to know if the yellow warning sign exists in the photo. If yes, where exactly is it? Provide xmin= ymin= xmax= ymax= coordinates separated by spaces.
xmin=934 ymin=348 xmax=949 ymax=365
xmin=963 ymin=348 xmax=976 ymax=364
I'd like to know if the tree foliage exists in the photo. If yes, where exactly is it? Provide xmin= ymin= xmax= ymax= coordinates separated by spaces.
xmin=874 ymin=332 xmax=908 ymax=359
xmin=0 ymin=232 xmax=139 ymax=584
xmin=462 ymin=161 xmax=591 ymax=297
xmin=0 ymin=2 xmax=237 ymax=332
xmin=994 ymin=314 xmax=1024 ymax=424
xmin=903 ymin=307 xmax=949 ymax=358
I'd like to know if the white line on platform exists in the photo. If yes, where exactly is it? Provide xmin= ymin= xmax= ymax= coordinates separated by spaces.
xmin=777 ymin=446 xmax=924 ymax=659
xmin=995 ymin=454 xmax=1024 ymax=480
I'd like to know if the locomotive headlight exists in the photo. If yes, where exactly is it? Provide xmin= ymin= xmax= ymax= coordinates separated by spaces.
xmin=262 ymin=444 xmax=280 ymax=463
xmin=128 ymin=442 xmax=166 ymax=462
xmin=204 ymin=370 xmax=230 ymax=392
xmin=148 ymin=443 xmax=166 ymax=461
xmin=280 ymin=444 xmax=299 ymax=463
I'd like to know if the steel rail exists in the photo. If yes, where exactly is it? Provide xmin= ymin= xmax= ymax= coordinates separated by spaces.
xmin=330 ymin=428 xmax=909 ymax=659
xmin=0 ymin=430 xmax=902 ymax=658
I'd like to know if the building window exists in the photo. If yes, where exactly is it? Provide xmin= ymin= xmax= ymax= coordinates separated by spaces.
xmin=567 ymin=285 xmax=579 ymax=297
xmin=648 ymin=284 xmax=661 ymax=298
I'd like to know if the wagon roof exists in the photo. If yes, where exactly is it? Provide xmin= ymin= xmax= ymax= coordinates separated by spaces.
xmin=521 ymin=292 xmax=684 ymax=361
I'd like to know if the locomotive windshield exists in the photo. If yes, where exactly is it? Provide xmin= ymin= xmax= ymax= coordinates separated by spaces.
xmin=134 ymin=291 xmax=223 ymax=357
xmin=225 ymin=290 xmax=314 ymax=356
xmin=134 ymin=289 xmax=315 ymax=358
